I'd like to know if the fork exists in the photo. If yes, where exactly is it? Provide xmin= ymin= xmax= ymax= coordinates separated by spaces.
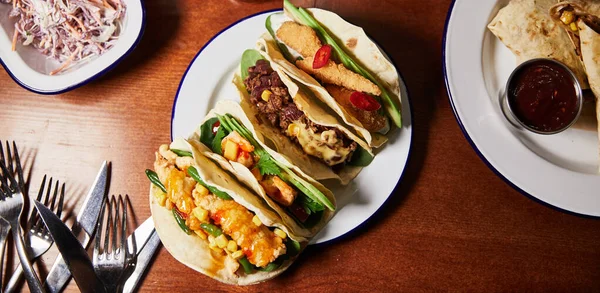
xmin=5 ymin=175 xmax=65 ymax=293
xmin=94 ymin=194 xmax=135 ymax=292
xmin=0 ymin=142 xmax=44 ymax=293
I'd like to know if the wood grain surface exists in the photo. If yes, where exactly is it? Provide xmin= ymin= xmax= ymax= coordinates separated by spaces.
xmin=1 ymin=0 xmax=599 ymax=292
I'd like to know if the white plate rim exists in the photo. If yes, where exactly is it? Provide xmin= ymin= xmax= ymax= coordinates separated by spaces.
xmin=170 ymin=9 xmax=415 ymax=245
xmin=443 ymin=0 xmax=600 ymax=218
xmin=0 ymin=0 xmax=147 ymax=95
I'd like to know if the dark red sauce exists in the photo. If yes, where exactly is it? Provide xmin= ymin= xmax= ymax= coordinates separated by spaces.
xmin=508 ymin=60 xmax=579 ymax=132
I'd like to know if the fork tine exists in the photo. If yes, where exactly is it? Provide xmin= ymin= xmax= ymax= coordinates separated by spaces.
xmin=12 ymin=142 xmax=24 ymax=192
xmin=120 ymin=195 xmax=127 ymax=256
xmin=56 ymin=183 xmax=65 ymax=218
xmin=0 ymin=142 xmax=5 ymax=166
xmin=49 ymin=179 xmax=59 ymax=212
xmin=4 ymin=142 xmax=13 ymax=179
xmin=111 ymin=195 xmax=118 ymax=257
xmin=104 ymin=196 xmax=114 ymax=256
xmin=94 ymin=196 xmax=107 ymax=259
xmin=27 ymin=175 xmax=47 ymax=227
xmin=0 ymin=159 xmax=16 ymax=194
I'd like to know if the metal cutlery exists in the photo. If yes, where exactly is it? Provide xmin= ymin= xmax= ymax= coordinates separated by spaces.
xmin=6 ymin=175 xmax=65 ymax=293
xmin=45 ymin=161 xmax=109 ymax=293
xmin=34 ymin=199 xmax=105 ymax=293
xmin=0 ymin=141 xmax=44 ymax=293
xmin=122 ymin=227 xmax=160 ymax=293
xmin=94 ymin=194 xmax=136 ymax=292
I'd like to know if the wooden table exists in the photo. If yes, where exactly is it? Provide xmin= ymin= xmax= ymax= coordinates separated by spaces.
xmin=2 ymin=0 xmax=599 ymax=291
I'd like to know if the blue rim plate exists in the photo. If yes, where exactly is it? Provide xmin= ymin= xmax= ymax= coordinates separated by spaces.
xmin=443 ymin=0 xmax=600 ymax=217
xmin=170 ymin=9 xmax=414 ymax=244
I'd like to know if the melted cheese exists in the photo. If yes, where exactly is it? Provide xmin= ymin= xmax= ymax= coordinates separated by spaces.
xmin=287 ymin=121 xmax=353 ymax=166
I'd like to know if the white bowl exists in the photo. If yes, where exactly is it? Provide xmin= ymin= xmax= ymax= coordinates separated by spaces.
xmin=0 ymin=0 xmax=145 ymax=94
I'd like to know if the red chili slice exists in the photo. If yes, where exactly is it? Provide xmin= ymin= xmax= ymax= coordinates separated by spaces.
xmin=312 ymin=45 xmax=332 ymax=69
xmin=350 ymin=91 xmax=382 ymax=111
xmin=174 ymin=208 xmax=188 ymax=220
xmin=289 ymin=202 xmax=309 ymax=223
xmin=212 ymin=121 xmax=221 ymax=135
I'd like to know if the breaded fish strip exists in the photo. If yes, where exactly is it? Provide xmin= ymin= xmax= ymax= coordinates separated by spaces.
xmin=196 ymin=192 xmax=286 ymax=268
xmin=297 ymin=58 xmax=382 ymax=96
xmin=277 ymin=21 xmax=382 ymax=95
xmin=276 ymin=21 xmax=322 ymax=57
xmin=325 ymin=84 xmax=386 ymax=132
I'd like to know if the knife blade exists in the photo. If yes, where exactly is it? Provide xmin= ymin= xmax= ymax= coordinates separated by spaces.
xmin=126 ymin=217 xmax=155 ymax=258
xmin=122 ymin=228 xmax=161 ymax=293
xmin=44 ymin=161 xmax=109 ymax=293
xmin=34 ymin=201 xmax=106 ymax=293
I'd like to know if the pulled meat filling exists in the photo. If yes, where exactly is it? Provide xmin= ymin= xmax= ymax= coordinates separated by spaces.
xmin=244 ymin=60 xmax=357 ymax=166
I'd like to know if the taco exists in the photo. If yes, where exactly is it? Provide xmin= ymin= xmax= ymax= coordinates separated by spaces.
xmin=147 ymin=139 xmax=304 ymax=285
xmin=488 ymin=0 xmax=590 ymax=89
xmin=550 ymin=1 xmax=600 ymax=169
xmin=259 ymin=0 xmax=403 ymax=148
xmin=193 ymin=100 xmax=335 ymax=240
xmin=234 ymin=45 xmax=375 ymax=184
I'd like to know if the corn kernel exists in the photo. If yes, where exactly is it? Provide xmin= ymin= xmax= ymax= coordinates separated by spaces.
xmin=227 ymin=240 xmax=238 ymax=252
xmin=274 ymin=228 xmax=287 ymax=239
xmin=223 ymin=140 xmax=240 ymax=161
xmin=570 ymin=22 xmax=578 ymax=31
xmin=215 ymin=234 xmax=228 ymax=249
xmin=154 ymin=190 xmax=167 ymax=206
xmin=287 ymin=124 xmax=300 ymax=136
xmin=261 ymin=90 xmax=272 ymax=102
xmin=194 ymin=229 xmax=207 ymax=240
xmin=194 ymin=184 xmax=209 ymax=198
xmin=209 ymin=243 xmax=222 ymax=254
xmin=208 ymin=234 xmax=216 ymax=245
xmin=231 ymin=250 xmax=244 ymax=260
xmin=192 ymin=207 xmax=209 ymax=222
xmin=252 ymin=215 xmax=262 ymax=226
xmin=560 ymin=10 xmax=574 ymax=25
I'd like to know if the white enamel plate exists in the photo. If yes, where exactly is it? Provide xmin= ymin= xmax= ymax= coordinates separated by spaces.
xmin=444 ymin=0 xmax=600 ymax=216
xmin=171 ymin=10 xmax=413 ymax=244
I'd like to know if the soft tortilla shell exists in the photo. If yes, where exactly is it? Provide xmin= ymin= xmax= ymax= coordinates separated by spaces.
xmin=149 ymin=139 xmax=297 ymax=285
xmin=578 ymin=20 xmax=600 ymax=170
xmin=488 ymin=0 xmax=590 ymax=89
xmin=235 ymin=44 xmax=365 ymax=184
xmin=194 ymin=100 xmax=336 ymax=241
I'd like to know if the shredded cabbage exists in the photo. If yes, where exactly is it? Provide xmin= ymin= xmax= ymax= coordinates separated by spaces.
xmin=5 ymin=0 xmax=126 ymax=75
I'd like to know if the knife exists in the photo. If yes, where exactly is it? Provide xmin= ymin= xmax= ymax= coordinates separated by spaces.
xmin=123 ymin=227 xmax=161 ymax=293
xmin=34 ymin=200 xmax=106 ymax=293
xmin=44 ymin=161 xmax=109 ymax=293
xmin=126 ymin=217 xmax=155 ymax=257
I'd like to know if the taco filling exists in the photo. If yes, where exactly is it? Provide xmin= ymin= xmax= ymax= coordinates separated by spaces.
xmin=551 ymin=2 xmax=600 ymax=56
xmin=147 ymin=144 xmax=300 ymax=273
xmin=243 ymin=59 xmax=357 ymax=166
xmin=275 ymin=21 xmax=388 ymax=133
xmin=200 ymin=113 xmax=335 ymax=227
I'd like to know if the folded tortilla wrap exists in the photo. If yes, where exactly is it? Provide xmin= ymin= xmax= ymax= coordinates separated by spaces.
xmin=549 ymin=1 xmax=600 ymax=170
xmin=579 ymin=20 xmax=600 ymax=170
xmin=149 ymin=138 xmax=303 ymax=285
xmin=191 ymin=100 xmax=336 ymax=241
xmin=488 ymin=0 xmax=590 ymax=89
xmin=260 ymin=5 xmax=404 ymax=148
xmin=234 ymin=45 xmax=372 ymax=184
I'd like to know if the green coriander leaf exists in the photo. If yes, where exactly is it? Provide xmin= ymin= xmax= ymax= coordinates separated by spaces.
xmin=212 ymin=126 xmax=227 ymax=155
xmin=256 ymin=155 xmax=280 ymax=176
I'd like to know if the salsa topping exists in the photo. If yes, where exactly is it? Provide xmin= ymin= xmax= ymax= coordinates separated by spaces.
xmin=350 ymin=91 xmax=382 ymax=111
xmin=312 ymin=44 xmax=332 ymax=69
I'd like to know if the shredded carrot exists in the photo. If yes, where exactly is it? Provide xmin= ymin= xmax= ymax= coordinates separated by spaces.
xmin=11 ymin=29 xmax=18 ymax=51
xmin=68 ymin=15 xmax=87 ymax=32
xmin=49 ymin=46 xmax=82 ymax=76
xmin=102 ymin=0 xmax=114 ymax=10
